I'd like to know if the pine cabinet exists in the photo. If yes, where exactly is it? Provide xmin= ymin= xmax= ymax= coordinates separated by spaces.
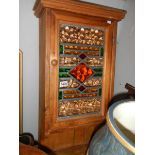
xmin=33 ymin=0 xmax=126 ymax=151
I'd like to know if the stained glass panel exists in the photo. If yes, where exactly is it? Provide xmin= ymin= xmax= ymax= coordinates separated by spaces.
xmin=58 ymin=24 xmax=104 ymax=117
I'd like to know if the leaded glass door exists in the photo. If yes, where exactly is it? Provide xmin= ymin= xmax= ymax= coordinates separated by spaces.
xmin=58 ymin=24 xmax=105 ymax=118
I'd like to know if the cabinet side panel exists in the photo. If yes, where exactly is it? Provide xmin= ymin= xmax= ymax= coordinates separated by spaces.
xmin=39 ymin=8 xmax=51 ymax=140
xmin=39 ymin=14 xmax=45 ymax=140
xmin=109 ymin=21 xmax=118 ymax=100
xmin=102 ymin=24 xmax=114 ymax=114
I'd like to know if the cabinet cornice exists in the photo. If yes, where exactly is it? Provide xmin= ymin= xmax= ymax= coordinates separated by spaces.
xmin=33 ymin=0 xmax=126 ymax=21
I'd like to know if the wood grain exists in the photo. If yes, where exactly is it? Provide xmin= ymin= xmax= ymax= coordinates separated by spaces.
xmin=54 ymin=145 xmax=88 ymax=155
xmin=109 ymin=21 xmax=118 ymax=100
xmin=40 ymin=122 xmax=100 ymax=151
xmin=19 ymin=143 xmax=47 ymax=155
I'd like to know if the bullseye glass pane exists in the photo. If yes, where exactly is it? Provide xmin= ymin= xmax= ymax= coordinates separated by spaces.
xmin=58 ymin=24 xmax=104 ymax=118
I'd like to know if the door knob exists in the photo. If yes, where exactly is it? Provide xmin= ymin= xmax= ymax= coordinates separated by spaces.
xmin=51 ymin=59 xmax=58 ymax=66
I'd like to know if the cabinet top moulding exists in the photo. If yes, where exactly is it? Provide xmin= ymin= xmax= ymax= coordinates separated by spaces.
xmin=33 ymin=0 xmax=126 ymax=21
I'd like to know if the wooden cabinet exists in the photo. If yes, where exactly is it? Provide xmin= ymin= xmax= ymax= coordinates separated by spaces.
xmin=33 ymin=0 xmax=126 ymax=151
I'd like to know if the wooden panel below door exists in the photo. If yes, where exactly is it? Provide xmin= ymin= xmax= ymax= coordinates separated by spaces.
xmin=74 ymin=124 xmax=97 ymax=145
xmin=40 ymin=122 xmax=103 ymax=151
xmin=41 ymin=128 xmax=74 ymax=150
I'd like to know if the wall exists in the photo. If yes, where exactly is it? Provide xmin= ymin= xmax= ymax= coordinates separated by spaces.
xmin=19 ymin=0 xmax=39 ymax=138
xmin=19 ymin=0 xmax=135 ymax=139
xmin=115 ymin=0 xmax=135 ymax=93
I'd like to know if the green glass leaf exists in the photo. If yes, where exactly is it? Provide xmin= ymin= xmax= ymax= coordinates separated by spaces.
xmin=60 ymin=45 xmax=64 ymax=54
xmin=99 ymin=88 xmax=102 ymax=96
xmin=100 ymin=47 xmax=104 ymax=56
xmin=93 ymin=68 xmax=103 ymax=72
xmin=59 ymin=91 xmax=63 ymax=100
xmin=59 ymin=68 xmax=71 ymax=72
xmin=59 ymin=73 xmax=70 ymax=78
xmin=94 ymin=73 xmax=103 ymax=77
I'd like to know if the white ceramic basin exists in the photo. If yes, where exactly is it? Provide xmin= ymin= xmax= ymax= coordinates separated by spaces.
xmin=113 ymin=101 xmax=135 ymax=134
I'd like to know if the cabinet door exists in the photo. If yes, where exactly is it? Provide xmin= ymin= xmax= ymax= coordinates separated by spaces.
xmin=49 ymin=10 xmax=113 ymax=129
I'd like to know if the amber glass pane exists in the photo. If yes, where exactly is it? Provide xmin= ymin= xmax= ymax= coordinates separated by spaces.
xmin=58 ymin=24 xmax=104 ymax=117
xmin=70 ymin=63 xmax=93 ymax=83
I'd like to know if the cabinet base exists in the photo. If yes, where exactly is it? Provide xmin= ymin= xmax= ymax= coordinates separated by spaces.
xmin=40 ymin=122 xmax=104 ymax=151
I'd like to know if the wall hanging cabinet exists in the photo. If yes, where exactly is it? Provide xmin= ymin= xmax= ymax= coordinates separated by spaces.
xmin=33 ymin=0 xmax=126 ymax=151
